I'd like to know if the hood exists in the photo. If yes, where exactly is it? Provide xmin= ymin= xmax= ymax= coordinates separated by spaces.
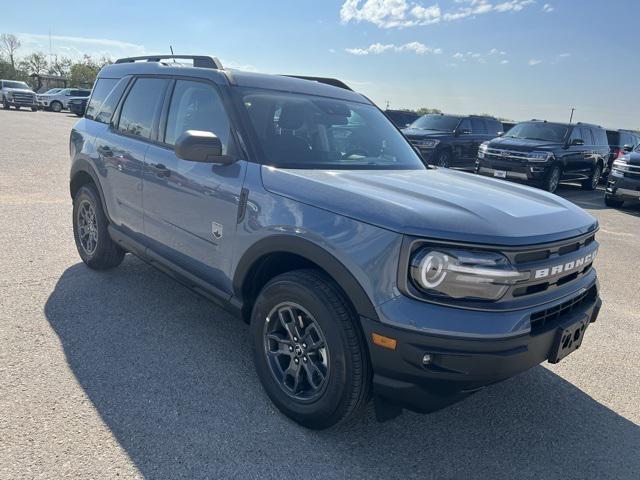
xmin=488 ymin=136 xmax=563 ymax=152
xmin=623 ymin=152 xmax=640 ymax=166
xmin=261 ymin=167 xmax=597 ymax=246
xmin=401 ymin=128 xmax=452 ymax=139
xmin=5 ymin=88 xmax=34 ymax=94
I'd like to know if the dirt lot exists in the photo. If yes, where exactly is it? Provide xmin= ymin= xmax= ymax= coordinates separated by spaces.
xmin=1 ymin=109 xmax=639 ymax=479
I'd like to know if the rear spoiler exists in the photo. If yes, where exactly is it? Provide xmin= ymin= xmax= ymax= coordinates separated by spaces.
xmin=281 ymin=75 xmax=353 ymax=91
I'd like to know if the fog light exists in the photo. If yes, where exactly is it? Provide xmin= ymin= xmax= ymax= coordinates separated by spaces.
xmin=422 ymin=354 xmax=432 ymax=365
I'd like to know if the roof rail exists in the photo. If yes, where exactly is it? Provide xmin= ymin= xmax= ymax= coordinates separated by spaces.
xmin=114 ymin=55 xmax=223 ymax=69
xmin=282 ymin=75 xmax=353 ymax=91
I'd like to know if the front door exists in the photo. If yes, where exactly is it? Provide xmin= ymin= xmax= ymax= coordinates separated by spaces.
xmin=143 ymin=79 xmax=246 ymax=293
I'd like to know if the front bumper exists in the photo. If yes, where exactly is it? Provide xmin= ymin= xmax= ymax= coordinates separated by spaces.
xmin=606 ymin=173 xmax=640 ymax=200
xmin=6 ymin=98 xmax=37 ymax=107
xmin=362 ymin=278 xmax=601 ymax=413
xmin=476 ymin=158 xmax=549 ymax=184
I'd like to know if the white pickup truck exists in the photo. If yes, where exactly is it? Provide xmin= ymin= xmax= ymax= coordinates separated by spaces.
xmin=1 ymin=80 xmax=38 ymax=111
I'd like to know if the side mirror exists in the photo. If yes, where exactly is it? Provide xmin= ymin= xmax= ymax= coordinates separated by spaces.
xmin=175 ymin=130 xmax=233 ymax=164
xmin=570 ymin=138 xmax=584 ymax=146
xmin=457 ymin=128 xmax=471 ymax=136
xmin=497 ymin=131 xmax=504 ymax=137
xmin=623 ymin=144 xmax=634 ymax=153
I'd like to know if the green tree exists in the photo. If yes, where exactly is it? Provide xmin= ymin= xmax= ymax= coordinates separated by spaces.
xmin=415 ymin=107 xmax=442 ymax=115
xmin=48 ymin=55 xmax=73 ymax=77
xmin=69 ymin=55 xmax=100 ymax=87
xmin=0 ymin=33 xmax=21 ymax=77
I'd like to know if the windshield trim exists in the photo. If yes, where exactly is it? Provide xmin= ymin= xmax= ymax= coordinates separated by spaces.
xmin=3 ymin=81 xmax=30 ymax=89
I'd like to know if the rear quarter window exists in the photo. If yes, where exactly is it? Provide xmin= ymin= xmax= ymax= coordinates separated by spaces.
xmin=85 ymin=78 xmax=119 ymax=121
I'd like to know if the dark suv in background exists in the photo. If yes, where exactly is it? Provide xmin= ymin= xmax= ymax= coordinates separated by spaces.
xmin=402 ymin=114 xmax=503 ymax=168
xmin=604 ymin=144 xmax=640 ymax=207
xmin=604 ymin=129 xmax=640 ymax=179
xmin=385 ymin=109 xmax=419 ymax=128
xmin=476 ymin=120 xmax=609 ymax=193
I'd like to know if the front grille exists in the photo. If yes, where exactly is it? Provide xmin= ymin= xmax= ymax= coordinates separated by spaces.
xmin=530 ymin=285 xmax=597 ymax=334
xmin=484 ymin=148 xmax=532 ymax=162
xmin=613 ymin=160 xmax=640 ymax=178
xmin=10 ymin=92 xmax=35 ymax=103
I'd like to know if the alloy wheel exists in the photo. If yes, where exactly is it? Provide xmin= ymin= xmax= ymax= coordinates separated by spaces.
xmin=263 ymin=302 xmax=330 ymax=402
xmin=549 ymin=167 xmax=560 ymax=192
xmin=591 ymin=165 xmax=601 ymax=189
xmin=77 ymin=199 xmax=98 ymax=255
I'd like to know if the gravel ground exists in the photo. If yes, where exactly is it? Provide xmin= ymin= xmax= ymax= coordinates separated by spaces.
xmin=1 ymin=109 xmax=638 ymax=479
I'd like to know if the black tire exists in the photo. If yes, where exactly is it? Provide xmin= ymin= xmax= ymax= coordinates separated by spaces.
xmin=250 ymin=269 xmax=371 ymax=429
xmin=50 ymin=101 xmax=63 ymax=113
xmin=542 ymin=164 xmax=561 ymax=193
xmin=604 ymin=194 xmax=624 ymax=208
xmin=72 ymin=184 xmax=125 ymax=270
xmin=31 ymin=106 xmax=38 ymax=112
xmin=582 ymin=163 xmax=602 ymax=191
xmin=2 ymin=98 xmax=8 ymax=110
xmin=434 ymin=149 xmax=452 ymax=168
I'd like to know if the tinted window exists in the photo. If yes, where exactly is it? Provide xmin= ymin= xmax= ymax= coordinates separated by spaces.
xmin=410 ymin=115 xmax=461 ymax=132
xmin=118 ymin=78 xmax=167 ymax=139
xmin=606 ymin=130 xmax=619 ymax=147
xmin=580 ymin=127 xmax=594 ymax=145
xmin=95 ymin=77 xmax=130 ymax=124
xmin=592 ymin=128 xmax=608 ymax=147
xmin=85 ymin=78 xmax=118 ymax=120
xmin=470 ymin=118 xmax=487 ymax=134
xmin=240 ymin=88 xmax=425 ymax=170
xmin=458 ymin=118 xmax=471 ymax=133
xmin=486 ymin=119 xmax=502 ymax=135
xmin=164 ymin=80 xmax=231 ymax=149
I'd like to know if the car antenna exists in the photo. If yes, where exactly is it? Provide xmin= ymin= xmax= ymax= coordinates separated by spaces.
xmin=169 ymin=45 xmax=177 ymax=63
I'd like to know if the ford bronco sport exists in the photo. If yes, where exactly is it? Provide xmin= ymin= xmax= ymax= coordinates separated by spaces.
xmin=69 ymin=55 xmax=602 ymax=429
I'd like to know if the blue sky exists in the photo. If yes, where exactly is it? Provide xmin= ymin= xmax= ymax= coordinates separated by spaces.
xmin=2 ymin=0 xmax=638 ymax=128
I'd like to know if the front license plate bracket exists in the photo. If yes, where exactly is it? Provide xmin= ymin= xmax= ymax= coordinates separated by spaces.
xmin=548 ymin=317 xmax=589 ymax=364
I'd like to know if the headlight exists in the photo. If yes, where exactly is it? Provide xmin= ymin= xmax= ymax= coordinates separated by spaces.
xmin=410 ymin=247 xmax=528 ymax=301
xmin=527 ymin=151 xmax=552 ymax=162
xmin=478 ymin=142 xmax=489 ymax=159
xmin=612 ymin=158 xmax=629 ymax=177
xmin=412 ymin=139 xmax=439 ymax=149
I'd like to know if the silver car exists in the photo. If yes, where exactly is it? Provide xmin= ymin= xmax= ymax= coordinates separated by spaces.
xmin=37 ymin=88 xmax=91 ymax=112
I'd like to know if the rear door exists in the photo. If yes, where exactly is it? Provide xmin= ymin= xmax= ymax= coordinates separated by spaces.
xmin=96 ymin=76 xmax=169 ymax=233
xmin=453 ymin=118 xmax=472 ymax=164
xmin=564 ymin=127 xmax=588 ymax=176
xmin=142 ymin=78 xmax=247 ymax=293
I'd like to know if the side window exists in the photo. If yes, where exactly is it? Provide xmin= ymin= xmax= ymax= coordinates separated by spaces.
xmin=593 ymin=128 xmax=608 ymax=147
xmin=470 ymin=118 xmax=487 ymax=134
xmin=85 ymin=78 xmax=118 ymax=120
xmin=486 ymin=119 xmax=501 ymax=136
xmin=569 ymin=128 xmax=582 ymax=144
xmin=164 ymin=80 xmax=231 ymax=151
xmin=117 ymin=78 xmax=167 ymax=139
xmin=95 ymin=77 xmax=130 ymax=124
xmin=458 ymin=118 xmax=471 ymax=133
xmin=580 ymin=127 xmax=593 ymax=145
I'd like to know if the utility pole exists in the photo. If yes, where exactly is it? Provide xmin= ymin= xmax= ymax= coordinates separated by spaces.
xmin=385 ymin=100 xmax=390 ymax=110
xmin=569 ymin=107 xmax=575 ymax=123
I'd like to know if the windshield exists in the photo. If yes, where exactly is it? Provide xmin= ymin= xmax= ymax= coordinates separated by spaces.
xmin=3 ymin=81 xmax=30 ymax=90
xmin=409 ymin=115 xmax=461 ymax=132
xmin=238 ymin=89 xmax=426 ymax=170
xmin=43 ymin=88 xmax=62 ymax=94
xmin=505 ymin=122 xmax=569 ymax=143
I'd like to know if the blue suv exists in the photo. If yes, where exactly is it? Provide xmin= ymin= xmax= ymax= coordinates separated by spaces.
xmin=70 ymin=55 xmax=602 ymax=429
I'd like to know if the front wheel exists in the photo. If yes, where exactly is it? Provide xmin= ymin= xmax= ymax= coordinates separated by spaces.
xmin=542 ymin=164 xmax=561 ymax=193
xmin=582 ymin=163 xmax=602 ymax=191
xmin=72 ymin=184 xmax=125 ymax=270
xmin=604 ymin=194 xmax=624 ymax=208
xmin=250 ymin=270 xmax=371 ymax=429
xmin=434 ymin=149 xmax=452 ymax=168
xmin=2 ymin=98 xmax=8 ymax=109
xmin=31 ymin=106 xmax=38 ymax=112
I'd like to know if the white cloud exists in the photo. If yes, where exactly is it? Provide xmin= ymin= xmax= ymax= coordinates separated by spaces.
xmin=528 ymin=58 xmax=542 ymax=65
xmin=451 ymin=48 xmax=507 ymax=63
xmin=542 ymin=3 xmax=554 ymax=12
xmin=500 ymin=59 xmax=509 ymax=64
xmin=16 ymin=32 xmax=146 ymax=60
xmin=557 ymin=52 xmax=571 ymax=58
xmin=340 ymin=0 xmax=535 ymax=28
xmin=346 ymin=41 xmax=441 ymax=55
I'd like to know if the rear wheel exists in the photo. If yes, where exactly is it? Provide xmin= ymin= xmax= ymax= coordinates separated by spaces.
xmin=1 ymin=97 xmax=8 ymax=109
xmin=542 ymin=164 xmax=561 ymax=193
xmin=604 ymin=194 xmax=624 ymax=208
xmin=50 ymin=101 xmax=63 ymax=113
xmin=72 ymin=184 xmax=125 ymax=270
xmin=250 ymin=269 xmax=371 ymax=429
xmin=582 ymin=163 xmax=602 ymax=191
xmin=31 ymin=106 xmax=38 ymax=112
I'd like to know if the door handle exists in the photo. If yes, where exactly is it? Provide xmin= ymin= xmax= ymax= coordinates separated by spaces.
xmin=153 ymin=163 xmax=171 ymax=177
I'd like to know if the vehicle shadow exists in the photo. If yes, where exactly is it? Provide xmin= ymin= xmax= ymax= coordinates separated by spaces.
xmin=45 ymin=259 xmax=640 ymax=479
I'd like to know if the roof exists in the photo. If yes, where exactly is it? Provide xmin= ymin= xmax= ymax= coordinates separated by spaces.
xmin=528 ymin=119 xmax=603 ymax=128
xmin=100 ymin=56 xmax=369 ymax=104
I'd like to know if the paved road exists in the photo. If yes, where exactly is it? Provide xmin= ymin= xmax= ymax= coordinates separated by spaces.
xmin=1 ymin=109 xmax=639 ymax=479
